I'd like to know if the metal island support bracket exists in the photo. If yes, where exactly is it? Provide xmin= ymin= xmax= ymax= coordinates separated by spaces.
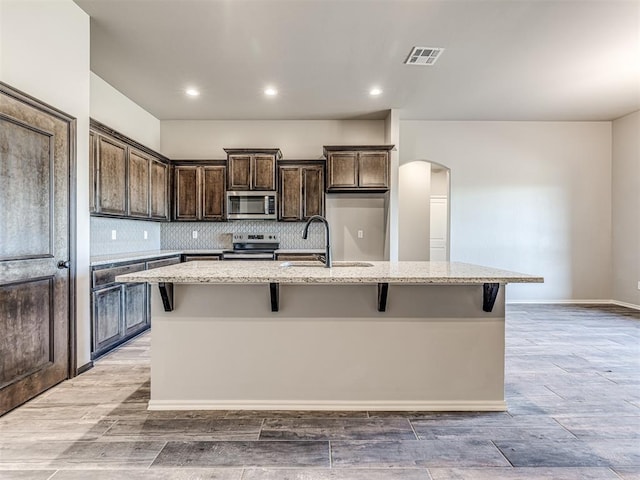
xmin=159 ymin=282 xmax=174 ymax=312
xmin=483 ymin=283 xmax=500 ymax=312
xmin=160 ymin=281 xmax=500 ymax=314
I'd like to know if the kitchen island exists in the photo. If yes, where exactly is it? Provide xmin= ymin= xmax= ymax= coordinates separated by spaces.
xmin=117 ymin=261 xmax=542 ymax=411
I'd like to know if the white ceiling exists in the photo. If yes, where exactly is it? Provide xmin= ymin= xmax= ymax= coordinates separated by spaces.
xmin=74 ymin=0 xmax=639 ymax=121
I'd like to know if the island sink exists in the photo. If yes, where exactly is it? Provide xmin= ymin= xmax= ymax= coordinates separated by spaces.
xmin=280 ymin=261 xmax=374 ymax=268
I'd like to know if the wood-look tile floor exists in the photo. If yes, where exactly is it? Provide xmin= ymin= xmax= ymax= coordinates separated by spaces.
xmin=0 ymin=304 xmax=638 ymax=479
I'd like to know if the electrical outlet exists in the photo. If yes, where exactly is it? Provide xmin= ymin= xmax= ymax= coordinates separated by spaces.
xmin=192 ymin=231 xmax=198 ymax=239
xmin=143 ymin=230 xmax=148 ymax=240
xmin=357 ymin=230 xmax=364 ymax=239
xmin=111 ymin=230 xmax=117 ymax=240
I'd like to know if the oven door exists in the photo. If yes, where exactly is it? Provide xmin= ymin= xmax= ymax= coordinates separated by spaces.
xmin=227 ymin=191 xmax=277 ymax=220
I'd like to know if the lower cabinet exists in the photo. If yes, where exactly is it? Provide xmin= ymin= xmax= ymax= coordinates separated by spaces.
xmin=92 ymin=284 xmax=124 ymax=355
xmin=91 ymin=255 xmax=181 ymax=359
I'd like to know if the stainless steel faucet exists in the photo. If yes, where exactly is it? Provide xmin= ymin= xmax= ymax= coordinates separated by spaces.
xmin=302 ymin=215 xmax=332 ymax=268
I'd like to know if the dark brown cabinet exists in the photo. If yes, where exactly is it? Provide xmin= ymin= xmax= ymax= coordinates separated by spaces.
xmin=279 ymin=163 xmax=324 ymax=221
xmin=90 ymin=119 xmax=170 ymax=221
xmin=174 ymin=163 xmax=226 ymax=221
xmin=90 ymin=255 xmax=181 ymax=359
xmin=150 ymin=158 xmax=169 ymax=219
xmin=95 ymin=133 xmax=127 ymax=215
xmin=127 ymin=148 xmax=151 ymax=218
xmin=89 ymin=131 xmax=97 ymax=213
xmin=225 ymin=148 xmax=281 ymax=191
xmin=324 ymin=145 xmax=394 ymax=192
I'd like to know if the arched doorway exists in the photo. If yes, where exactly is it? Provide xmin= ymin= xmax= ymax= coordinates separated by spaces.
xmin=398 ymin=160 xmax=450 ymax=261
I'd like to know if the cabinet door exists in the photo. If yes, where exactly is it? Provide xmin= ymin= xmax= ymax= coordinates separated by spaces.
xmin=327 ymin=152 xmax=358 ymax=190
xmin=124 ymin=282 xmax=147 ymax=336
xmin=174 ymin=166 xmax=199 ymax=221
xmin=228 ymin=155 xmax=251 ymax=190
xmin=358 ymin=151 xmax=389 ymax=189
xmin=92 ymin=285 xmax=123 ymax=355
xmin=202 ymin=166 xmax=226 ymax=220
xmin=279 ymin=166 xmax=302 ymax=221
xmin=128 ymin=149 xmax=150 ymax=218
xmin=96 ymin=134 xmax=127 ymax=215
xmin=89 ymin=131 xmax=97 ymax=213
xmin=150 ymin=159 xmax=169 ymax=220
xmin=302 ymin=166 xmax=324 ymax=219
xmin=252 ymin=154 xmax=276 ymax=190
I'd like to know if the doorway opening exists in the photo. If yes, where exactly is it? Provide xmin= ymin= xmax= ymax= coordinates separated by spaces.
xmin=398 ymin=160 xmax=450 ymax=261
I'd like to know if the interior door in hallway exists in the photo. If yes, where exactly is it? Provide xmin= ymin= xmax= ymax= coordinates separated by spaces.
xmin=0 ymin=82 xmax=75 ymax=416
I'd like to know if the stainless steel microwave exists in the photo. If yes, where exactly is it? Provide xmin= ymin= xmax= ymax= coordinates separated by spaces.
xmin=226 ymin=191 xmax=277 ymax=220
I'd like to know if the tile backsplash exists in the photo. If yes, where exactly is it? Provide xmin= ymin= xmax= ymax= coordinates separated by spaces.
xmin=161 ymin=221 xmax=324 ymax=250
xmin=91 ymin=217 xmax=162 ymax=256
xmin=90 ymin=217 xmax=324 ymax=256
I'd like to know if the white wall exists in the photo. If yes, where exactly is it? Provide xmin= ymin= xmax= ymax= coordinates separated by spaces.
xmin=90 ymin=73 xmax=161 ymax=151
xmin=326 ymin=195 xmax=386 ymax=261
xmin=161 ymin=120 xmax=385 ymax=159
xmin=400 ymin=121 xmax=612 ymax=302
xmin=0 ymin=0 xmax=91 ymax=365
xmin=398 ymin=161 xmax=431 ymax=261
xmin=612 ymin=111 xmax=640 ymax=307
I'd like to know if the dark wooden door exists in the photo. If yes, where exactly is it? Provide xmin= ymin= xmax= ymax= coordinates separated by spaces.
xmin=96 ymin=134 xmax=127 ymax=215
xmin=123 ymin=283 xmax=147 ymax=335
xmin=89 ymin=131 xmax=96 ymax=213
xmin=150 ymin=159 xmax=168 ymax=220
xmin=202 ymin=166 xmax=225 ymax=220
xmin=327 ymin=152 xmax=358 ymax=189
xmin=0 ymin=83 xmax=74 ymax=416
xmin=228 ymin=155 xmax=251 ymax=190
xmin=174 ymin=166 xmax=199 ymax=220
xmin=279 ymin=166 xmax=302 ymax=221
xmin=92 ymin=286 xmax=123 ymax=355
xmin=128 ymin=149 xmax=150 ymax=218
xmin=358 ymin=151 xmax=389 ymax=189
xmin=252 ymin=154 xmax=276 ymax=190
xmin=302 ymin=166 xmax=324 ymax=219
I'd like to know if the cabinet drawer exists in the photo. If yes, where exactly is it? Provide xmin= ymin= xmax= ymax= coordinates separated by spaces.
xmin=182 ymin=255 xmax=221 ymax=262
xmin=146 ymin=256 xmax=181 ymax=270
xmin=276 ymin=254 xmax=320 ymax=262
xmin=92 ymin=262 xmax=146 ymax=288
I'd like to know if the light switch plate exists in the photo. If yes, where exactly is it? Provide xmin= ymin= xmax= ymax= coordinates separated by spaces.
xmin=143 ymin=230 xmax=148 ymax=240
xmin=357 ymin=230 xmax=364 ymax=239
xmin=111 ymin=230 xmax=117 ymax=240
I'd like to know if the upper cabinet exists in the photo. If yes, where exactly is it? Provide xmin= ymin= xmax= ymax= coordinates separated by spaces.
xmin=224 ymin=148 xmax=282 ymax=191
xmin=95 ymin=133 xmax=127 ymax=216
xmin=173 ymin=162 xmax=226 ymax=221
xmin=278 ymin=162 xmax=324 ymax=221
xmin=324 ymin=145 xmax=394 ymax=192
xmin=90 ymin=119 xmax=170 ymax=221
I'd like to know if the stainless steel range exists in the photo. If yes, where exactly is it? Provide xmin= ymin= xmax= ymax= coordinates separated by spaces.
xmin=221 ymin=233 xmax=279 ymax=260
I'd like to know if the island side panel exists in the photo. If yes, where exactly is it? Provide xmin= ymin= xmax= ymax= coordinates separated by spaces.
xmin=149 ymin=283 xmax=506 ymax=411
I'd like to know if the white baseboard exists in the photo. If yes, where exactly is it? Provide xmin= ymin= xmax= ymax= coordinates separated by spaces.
xmin=610 ymin=300 xmax=640 ymax=310
xmin=508 ymin=299 xmax=640 ymax=310
xmin=147 ymin=399 xmax=507 ymax=412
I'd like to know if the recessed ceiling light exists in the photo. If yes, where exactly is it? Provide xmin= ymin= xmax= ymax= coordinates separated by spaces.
xmin=264 ymin=87 xmax=278 ymax=96
xmin=369 ymin=87 xmax=383 ymax=96
xmin=185 ymin=88 xmax=200 ymax=97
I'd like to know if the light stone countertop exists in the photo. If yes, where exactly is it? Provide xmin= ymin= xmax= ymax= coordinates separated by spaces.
xmin=116 ymin=260 xmax=544 ymax=285
xmin=91 ymin=249 xmax=324 ymax=266
xmin=90 ymin=250 xmax=187 ymax=267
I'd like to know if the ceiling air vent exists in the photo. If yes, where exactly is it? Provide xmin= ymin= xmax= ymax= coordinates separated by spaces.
xmin=405 ymin=47 xmax=444 ymax=66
